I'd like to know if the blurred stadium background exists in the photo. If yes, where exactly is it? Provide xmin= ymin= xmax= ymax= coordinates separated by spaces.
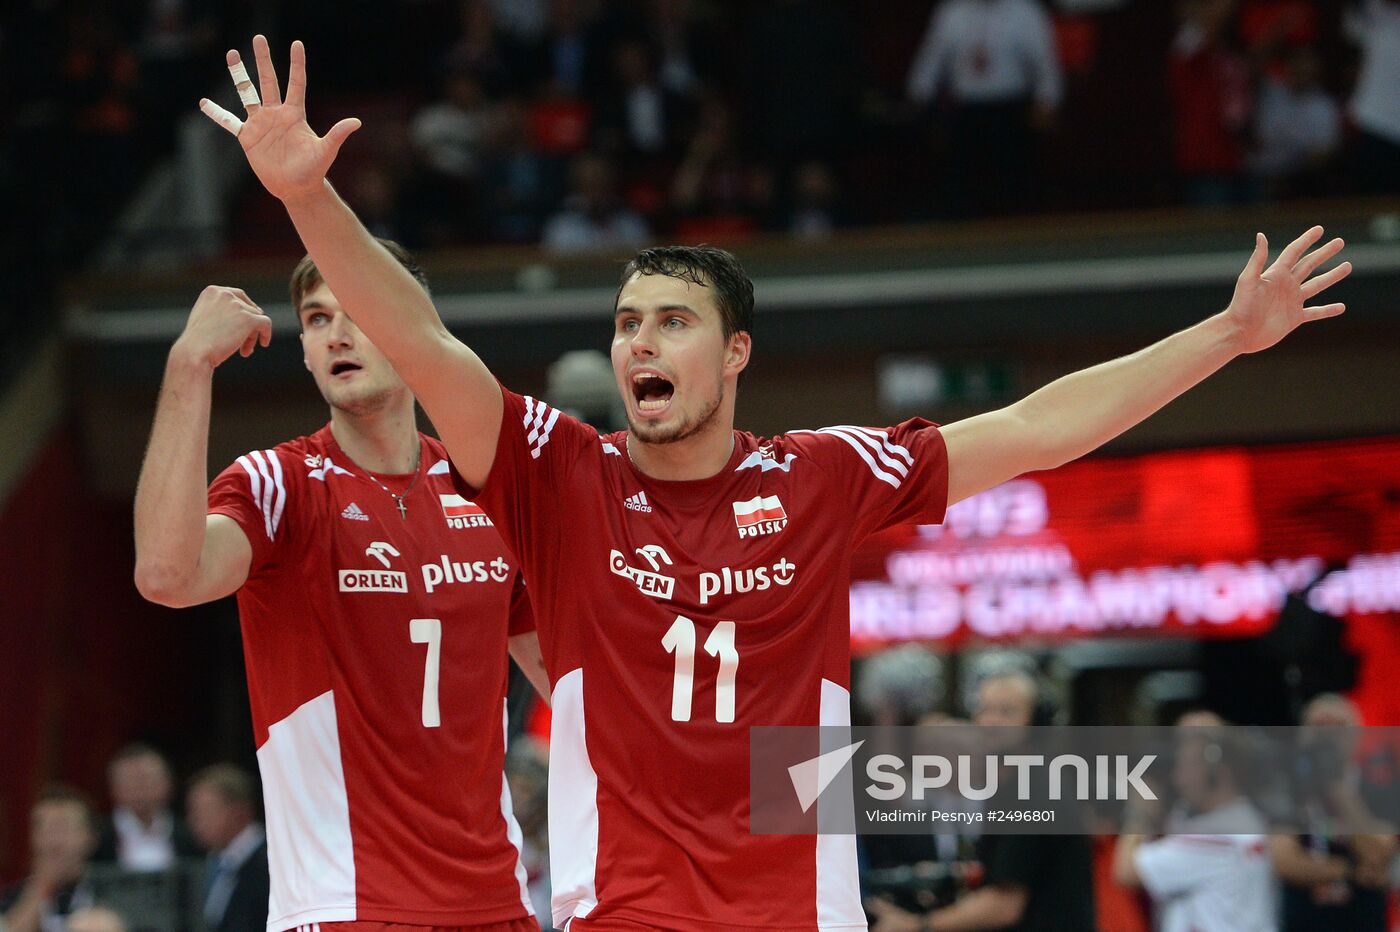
xmin=3 ymin=0 xmax=1399 ymax=928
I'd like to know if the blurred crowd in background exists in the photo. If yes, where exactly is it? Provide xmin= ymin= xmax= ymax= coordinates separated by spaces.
xmin=4 ymin=1 xmax=1400 ymax=929
xmin=1 ymin=740 xmax=552 ymax=932
xmin=4 ymin=0 xmax=1399 ymax=373
xmin=8 ymin=651 xmax=1399 ymax=932
xmin=5 ymin=0 xmax=1399 ymax=264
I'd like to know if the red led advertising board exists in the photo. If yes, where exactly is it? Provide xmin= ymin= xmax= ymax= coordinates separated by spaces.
xmin=850 ymin=436 xmax=1400 ymax=650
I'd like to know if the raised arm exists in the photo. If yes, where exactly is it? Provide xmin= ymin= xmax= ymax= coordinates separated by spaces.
xmin=941 ymin=227 xmax=1351 ymax=506
xmin=201 ymin=36 xmax=502 ymax=487
xmin=134 ymin=287 xmax=270 ymax=607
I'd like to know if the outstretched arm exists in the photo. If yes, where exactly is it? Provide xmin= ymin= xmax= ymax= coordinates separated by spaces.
xmin=134 ymin=287 xmax=271 ymax=607
xmin=942 ymin=228 xmax=1351 ymax=506
xmin=201 ymin=36 xmax=502 ymax=488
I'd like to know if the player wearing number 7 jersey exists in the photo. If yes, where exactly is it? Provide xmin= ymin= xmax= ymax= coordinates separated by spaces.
xmin=133 ymin=243 xmax=549 ymax=932
xmin=203 ymin=34 xmax=1352 ymax=930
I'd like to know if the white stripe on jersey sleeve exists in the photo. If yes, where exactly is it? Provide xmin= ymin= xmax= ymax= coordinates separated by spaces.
xmin=525 ymin=397 xmax=547 ymax=442
xmin=829 ymin=424 xmax=914 ymax=466
xmin=266 ymin=449 xmax=287 ymax=538
xmin=522 ymin=395 xmax=562 ymax=459
xmin=822 ymin=427 xmax=911 ymax=479
xmin=235 ymin=454 xmax=271 ymax=539
xmin=533 ymin=407 xmax=561 ymax=459
xmin=788 ymin=429 xmax=903 ymax=489
xmin=250 ymin=451 xmax=276 ymax=536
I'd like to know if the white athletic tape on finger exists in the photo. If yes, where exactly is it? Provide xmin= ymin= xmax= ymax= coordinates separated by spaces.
xmin=229 ymin=60 xmax=261 ymax=107
xmin=200 ymin=99 xmax=244 ymax=135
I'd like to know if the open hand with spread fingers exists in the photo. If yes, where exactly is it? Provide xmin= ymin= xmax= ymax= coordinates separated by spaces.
xmin=199 ymin=35 xmax=360 ymax=204
xmin=1225 ymin=226 xmax=1352 ymax=355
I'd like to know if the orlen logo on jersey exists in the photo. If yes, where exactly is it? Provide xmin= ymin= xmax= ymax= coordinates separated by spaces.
xmin=338 ymin=570 xmax=408 ymax=593
xmin=700 ymin=558 xmax=797 ymax=605
xmin=422 ymin=555 xmax=512 ymax=593
xmin=733 ymin=495 xmax=789 ymax=539
xmin=338 ymin=542 xmax=409 ymax=592
xmin=440 ymin=494 xmax=494 ymax=530
xmin=609 ymin=545 xmax=675 ymax=600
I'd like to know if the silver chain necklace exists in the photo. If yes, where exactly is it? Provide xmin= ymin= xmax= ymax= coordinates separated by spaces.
xmin=357 ymin=449 xmax=423 ymax=520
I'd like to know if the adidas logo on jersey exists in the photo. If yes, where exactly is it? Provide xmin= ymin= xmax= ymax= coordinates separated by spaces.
xmin=624 ymin=491 xmax=653 ymax=513
xmin=732 ymin=495 xmax=789 ymax=539
xmin=341 ymin=502 xmax=370 ymax=521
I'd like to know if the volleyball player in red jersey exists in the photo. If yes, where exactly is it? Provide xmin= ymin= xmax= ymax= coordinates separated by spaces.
xmin=134 ymin=243 xmax=547 ymax=932
xmin=200 ymin=36 xmax=1351 ymax=930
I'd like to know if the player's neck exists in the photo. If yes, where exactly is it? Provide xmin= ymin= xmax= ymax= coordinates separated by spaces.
xmin=329 ymin=404 xmax=420 ymax=475
xmin=626 ymin=417 xmax=735 ymax=481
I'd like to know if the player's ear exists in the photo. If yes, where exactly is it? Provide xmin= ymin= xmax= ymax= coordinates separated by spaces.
xmin=724 ymin=331 xmax=751 ymax=378
xmin=300 ymin=332 xmax=311 ymax=370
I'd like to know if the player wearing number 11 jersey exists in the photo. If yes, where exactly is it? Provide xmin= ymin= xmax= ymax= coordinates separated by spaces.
xmin=469 ymin=385 xmax=948 ymax=928
xmin=206 ymin=33 xmax=1353 ymax=930
xmin=135 ymin=243 xmax=547 ymax=932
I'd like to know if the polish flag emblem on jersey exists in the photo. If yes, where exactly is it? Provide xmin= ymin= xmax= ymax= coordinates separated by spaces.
xmin=440 ymin=493 xmax=494 ymax=529
xmin=732 ymin=494 xmax=789 ymax=539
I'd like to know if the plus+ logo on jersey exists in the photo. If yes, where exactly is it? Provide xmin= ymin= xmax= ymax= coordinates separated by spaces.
xmin=421 ymin=555 xmax=512 ymax=593
xmin=698 ymin=558 xmax=797 ymax=605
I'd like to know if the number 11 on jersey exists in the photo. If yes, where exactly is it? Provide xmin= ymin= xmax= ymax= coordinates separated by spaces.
xmin=662 ymin=615 xmax=739 ymax=723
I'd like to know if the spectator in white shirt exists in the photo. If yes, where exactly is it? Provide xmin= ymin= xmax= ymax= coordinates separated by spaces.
xmin=1345 ymin=0 xmax=1400 ymax=192
xmin=542 ymin=153 xmax=651 ymax=254
xmin=906 ymin=0 xmax=1064 ymax=217
xmin=1114 ymin=711 xmax=1277 ymax=932
xmin=1250 ymin=47 xmax=1341 ymax=197
xmin=92 ymin=744 xmax=200 ymax=873
xmin=411 ymin=70 xmax=495 ymax=183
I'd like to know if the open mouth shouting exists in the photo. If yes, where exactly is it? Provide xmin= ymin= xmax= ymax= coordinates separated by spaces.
xmin=330 ymin=359 xmax=363 ymax=379
xmin=631 ymin=369 xmax=675 ymax=416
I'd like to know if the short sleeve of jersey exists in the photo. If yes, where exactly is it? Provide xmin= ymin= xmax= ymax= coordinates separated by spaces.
xmin=461 ymin=384 xmax=600 ymax=563
xmin=507 ymin=573 xmax=535 ymax=636
xmin=784 ymin=420 xmax=948 ymax=540
xmin=207 ymin=447 xmax=298 ymax=572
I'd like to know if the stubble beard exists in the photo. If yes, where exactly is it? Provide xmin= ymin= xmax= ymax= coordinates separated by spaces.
xmin=627 ymin=383 xmax=724 ymax=447
xmin=323 ymin=377 xmax=399 ymax=418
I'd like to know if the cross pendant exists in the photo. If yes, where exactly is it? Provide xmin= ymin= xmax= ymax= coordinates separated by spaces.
xmin=395 ymin=496 xmax=407 ymax=520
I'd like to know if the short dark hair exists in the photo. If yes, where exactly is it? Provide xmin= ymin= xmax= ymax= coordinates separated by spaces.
xmin=34 ymin=784 xmax=99 ymax=833
xmin=108 ymin=742 xmax=168 ymax=771
xmin=289 ymin=238 xmax=429 ymax=315
xmin=189 ymin=764 xmax=257 ymax=810
xmin=617 ymin=245 xmax=755 ymax=341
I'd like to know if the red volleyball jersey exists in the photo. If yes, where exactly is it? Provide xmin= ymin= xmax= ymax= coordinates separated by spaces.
xmin=207 ymin=426 xmax=536 ymax=930
xmin=467 ymin=388 xmax=949 ymax=931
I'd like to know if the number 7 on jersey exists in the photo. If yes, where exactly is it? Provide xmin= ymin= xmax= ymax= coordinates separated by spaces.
xmin=410 ymin=618 xmax=442 ymax=728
